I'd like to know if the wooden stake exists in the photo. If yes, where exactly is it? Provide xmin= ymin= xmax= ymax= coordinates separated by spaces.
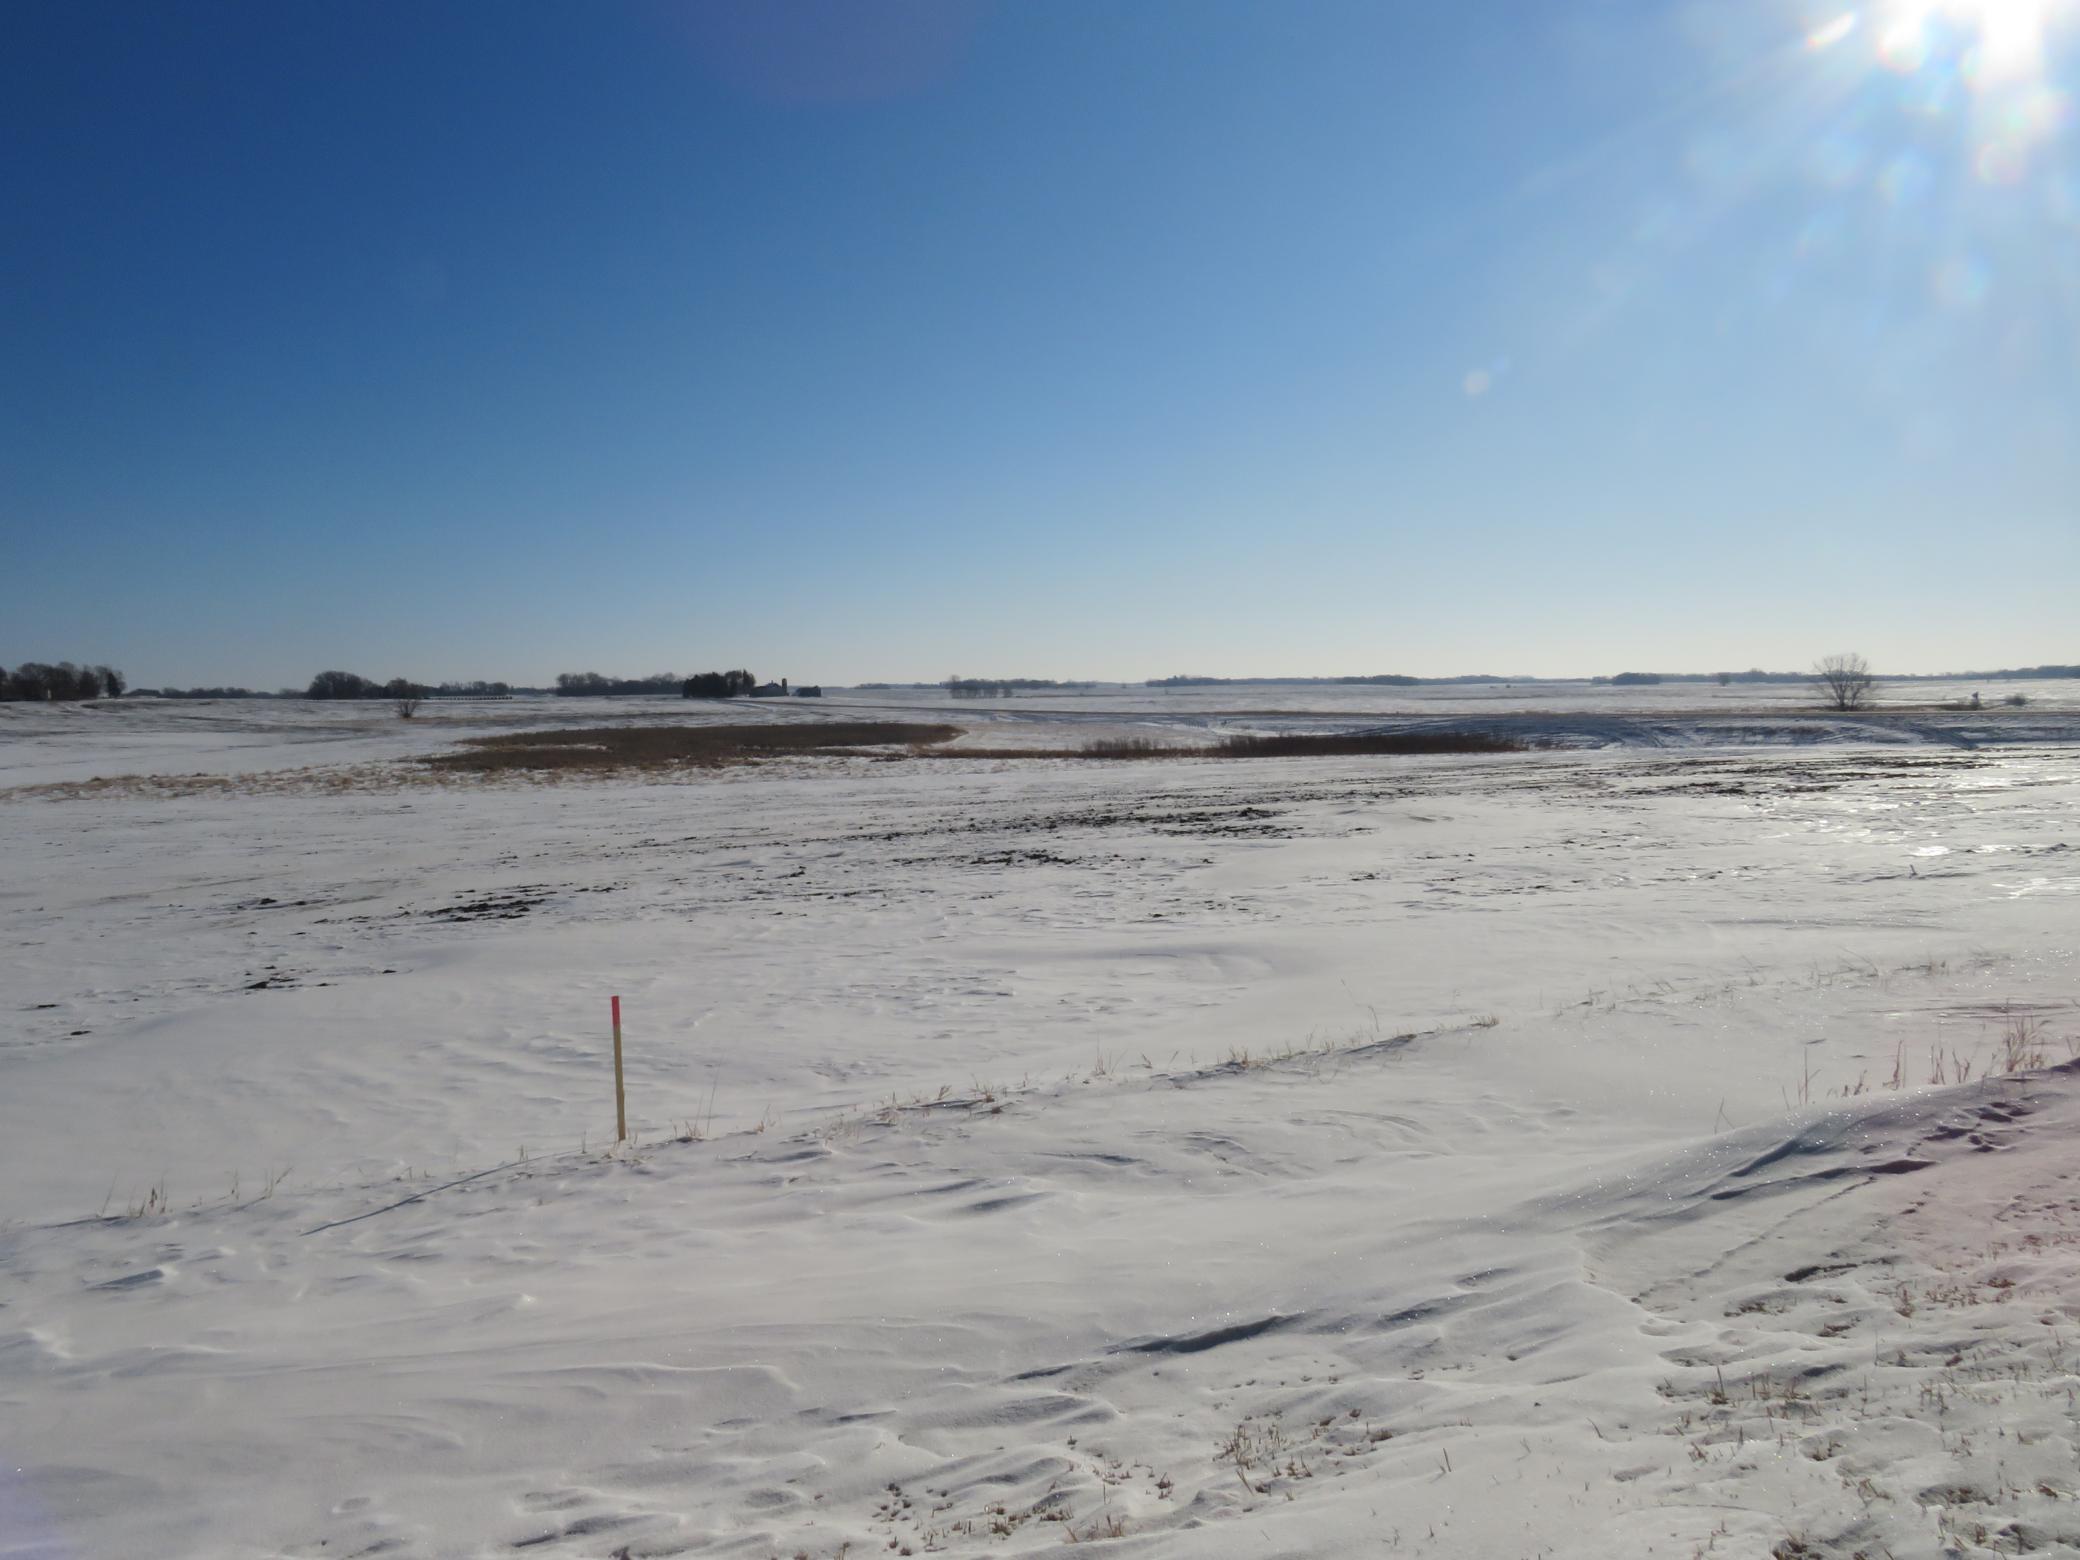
xmin=611 ymin=994 xmax=627 ymax=1143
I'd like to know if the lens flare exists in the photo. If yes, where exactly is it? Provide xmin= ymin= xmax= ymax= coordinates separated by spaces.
xmin=1879 ymin=16 xmax=1933 ymax=69
xmin=2014 ymin=83 xmax=2074 ymax=133
xmin=1877 ymin=149 xmax=1937 ymax=202
xmin=1854 ymin=0 xmax=2075 ymax=183
xmin=1931 ymin=252 xmax=1992 ymax=306
xmin=1808 ymin=11 xmax=1860 ymax=49
xmin=2050 ymin=169 xmax=2080 ymax=223
xmin=1975 ymin=136 xmax=2029 ymax=180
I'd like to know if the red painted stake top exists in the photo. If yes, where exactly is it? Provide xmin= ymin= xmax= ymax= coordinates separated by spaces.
xmin=612 ymin=995 xmax=621 ymax=1024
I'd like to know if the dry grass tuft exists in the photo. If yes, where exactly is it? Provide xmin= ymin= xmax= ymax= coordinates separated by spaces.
xmin=1998 ymin=1010 xmax=2053 ymax=1073
xmin=1079 ymin=736 xmax=1185 ymax=757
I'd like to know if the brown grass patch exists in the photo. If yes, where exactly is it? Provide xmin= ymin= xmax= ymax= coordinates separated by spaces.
xmin=426 ymin=722 xmax=961 ymax=774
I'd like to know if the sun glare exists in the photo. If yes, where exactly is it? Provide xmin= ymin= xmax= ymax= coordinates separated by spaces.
xmin=1877 ymin=0 xmax=2068 ymax=80
xmin=1956 ymin=0 xmax=2054 ymax=77
xmin=1805 ymin=0 xmax=2075 ymax=186
xmin=1810 ymin=0 xmax=2068 ymax=86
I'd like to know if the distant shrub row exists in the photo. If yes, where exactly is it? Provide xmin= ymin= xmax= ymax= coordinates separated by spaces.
xmin=0 ymin=661 xmax=125 ymax=701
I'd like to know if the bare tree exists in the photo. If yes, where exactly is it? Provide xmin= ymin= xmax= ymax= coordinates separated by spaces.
xmin=1812 ymin=652 xmax=1875 ymax=711
xmin=385 ymin=676 xmax=425 ymax=718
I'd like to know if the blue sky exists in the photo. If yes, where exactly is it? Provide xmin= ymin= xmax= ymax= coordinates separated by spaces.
xmin=3 ymin=0 xmax=2074 ymax=685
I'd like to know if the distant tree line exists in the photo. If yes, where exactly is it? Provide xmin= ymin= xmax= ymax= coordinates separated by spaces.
xmin=307 ymin=670 xmax=382 ymax=699
xmin=28 ymin=657 xmax=2071 ymax=709
xmin=303 ymin=670 xmax=452 ymax=717
xmin=1952 ymin=663 xmax=2079 ymax=679
xmin=306 ymin=670 xmax=425 ymax=700
xmin=554 ymin=671 xmax=683 ymax=696
xmin=1 ymin=661 xmax=125 ymax=700
xmin=944 ymin=676 xmax=1090 ymax=698
xmin=129 ymin=678 xmax=512 ymax=699
xmin=136 ymin=685 xmax=272 ymax=699
xmin=847 ymin=678 xmax=1097 ymax=691
xmin=1149 ymin=674 xmax=1419 ymax=687
xmin=1607 ymin=669 xmax=1806 ymax=685
xmin=682 ymin=669 xmax=758 ymax=698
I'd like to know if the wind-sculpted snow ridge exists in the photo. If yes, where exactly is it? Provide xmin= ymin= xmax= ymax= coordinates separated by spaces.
xmin=1565 ymin=1064 xmax=2080 ymax=1560
xmin=5 ymin=1043 xmax=2077 ymax=1559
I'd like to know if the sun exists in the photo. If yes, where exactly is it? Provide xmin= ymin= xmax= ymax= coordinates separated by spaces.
xmin=1809 ymin=0 xmax=2072 ymax=80
xmin=1884 ymin=0 xmax=2065 ymax=80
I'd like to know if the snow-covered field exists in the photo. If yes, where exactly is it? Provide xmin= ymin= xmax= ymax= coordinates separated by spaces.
xmin=4 ymin=694 xmax=2078 ymax=1559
